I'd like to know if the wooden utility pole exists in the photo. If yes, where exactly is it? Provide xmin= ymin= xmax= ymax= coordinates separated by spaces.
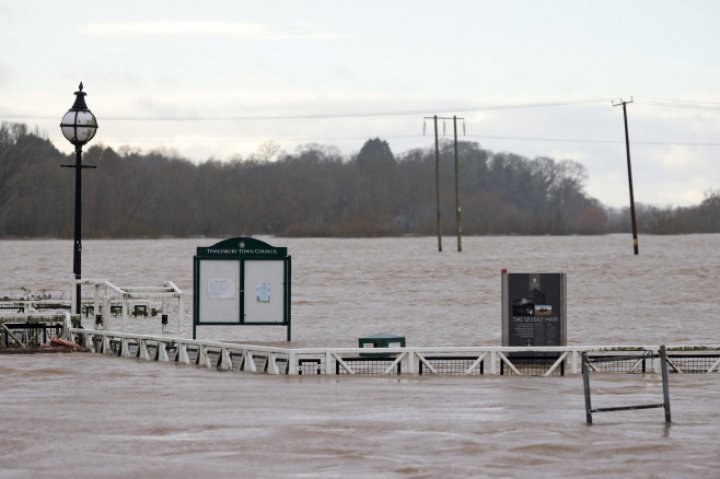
xmin=424 ymin=115 xmax=465 ymax=252
xmin=433 ymin=115 xmax=442 ymax=252
xmin=453 ymin=116 xmax=462 ymax=252
xmin=613 ymin=98 xmax=639 ymax=255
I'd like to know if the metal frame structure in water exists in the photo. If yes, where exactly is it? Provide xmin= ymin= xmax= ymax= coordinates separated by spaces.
xmin=582 ymin=345 xmax=672 ymax=424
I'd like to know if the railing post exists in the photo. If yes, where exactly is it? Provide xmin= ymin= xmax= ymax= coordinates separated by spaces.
xmin=406 ymin=351 xmax=417 ymax=374
xmin=85 ymin=332 xmax=95 ymax=353
xmin=571 ymin=350 xmax=580 ymax=375
xmin=156 ymin=341 xmax=169 ymax=362
xmin=196 ymin=344 xmax=212 ymax=368
xmin=137 ymin=339 xmax=150 ymax=360
xmin=102 ymin=295 xmax=111 ymax=332
xmin=265 ymin=353 xmax=279 ymax=374
xmin=93 ymin=284 xmax=101 ymax=329
xmin=582 ymin=353 xmax=593 ymax=424
xmin=242 ymin=350 xmax=257 ymax=372
xmin=121 ymin=298 xmax=129 ymax=334
xmin=178 ymin=295 xmax=185 ymax=335
xmin=64 ymin=313 xmax=76 ymax=341
xmin=176 ymin=343 xmax=190 ymax=365
xmin=652 ymin=348 xmax=662 ymax=374
xmin=490 ymin=351 xmax=498 ymax=375
xmin=324 ymin=351 xmax=332 ymax=375
xmin=660 ymin=345 xmax=672 ymax=423
xmin=218 ymin=347 xmax=232 ymax=371
xmin=101 ymin=335 xmax=112 ymax=355
xmin=287 ymin=352 xmax=298 ymax=375
xmin=70 ymin=279 xmax=77 ymax=316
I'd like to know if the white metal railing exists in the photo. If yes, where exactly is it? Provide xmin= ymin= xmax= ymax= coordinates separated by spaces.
xmin=1 ymin=280 xmax=185 ymax=336
xmin=0 ymin=300 xmax=71 ymax=314
xmin=67 ymin=328 xmax=720 ymax=377
xmin=1 ymin=312 xmax=74 ymax=347
xmin=73 ymin=279 xmax=185 ymax=335
xmin=0 ymin=310 xmax=71 ymax=324
xmin=69 ymin=328 xmax=289 ymax=372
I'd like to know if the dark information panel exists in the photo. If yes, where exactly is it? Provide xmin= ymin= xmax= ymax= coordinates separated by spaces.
xmin=502 ymin=272 xmax=566 ymax=347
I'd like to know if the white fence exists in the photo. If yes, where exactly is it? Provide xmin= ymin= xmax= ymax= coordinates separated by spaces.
xmin=1 ymin=280 xmax=185 ymax=335
xmin=1 ymin=312 xmax=73 ymax=348
xmin=68 ymin=327 xmax=720 ymax=377
xmin=75 ymin=279 xmax=185 ymax=334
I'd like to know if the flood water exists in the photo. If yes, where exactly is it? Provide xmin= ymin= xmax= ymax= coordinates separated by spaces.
xmin=2 ymin=235 xmax=720 ymax=477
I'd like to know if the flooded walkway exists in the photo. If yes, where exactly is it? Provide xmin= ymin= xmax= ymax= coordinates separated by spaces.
xmin=2 ymin=353 xmax=719 ymax=478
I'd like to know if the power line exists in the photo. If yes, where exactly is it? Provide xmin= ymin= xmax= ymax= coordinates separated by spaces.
xmin=635 ymin=96 xmax=720 ymax=111
xmin=0 ymin=98 xmax=608 ymax=122
xmin=6 ymin=95 xmax=718 ymax=147
xmin=36 ymin=127 xmax=720 ymax=148
xmin=3 ymin=96 xmax=718 ymax=121
xmin=465 ymin=134 xmax=720 ymax=147
xmin=65 ymin=133 xmax=720 ymax=148
xmin=636 ymin=96 xmax=720 ymax=106
xmin=466 ymin=134 xmax=618 ymax=144
xmin=641 ymin=103 xmax=720 ymax=112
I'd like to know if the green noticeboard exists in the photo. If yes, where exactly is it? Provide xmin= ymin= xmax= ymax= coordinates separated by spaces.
xmin=193 ymin=237 xmax=291 ymax=341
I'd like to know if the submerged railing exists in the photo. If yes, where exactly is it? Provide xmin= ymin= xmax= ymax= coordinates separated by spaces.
xmin=67 ymin=327 xmax=720 ymax=377
xmin=1 ymin=312 xmax=73 ymax=349
xmin=75 ymin=279 xmax=185 ymax=334
xmin=1 ymin=279 xmax=185 ymax=336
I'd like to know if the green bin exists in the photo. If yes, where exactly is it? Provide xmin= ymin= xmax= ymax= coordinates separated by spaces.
xmin=359 ymin=332 xmax=406 ymax=358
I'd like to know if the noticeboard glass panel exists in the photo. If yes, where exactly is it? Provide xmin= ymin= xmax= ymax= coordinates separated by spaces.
xmin=198 ymin=260 xmax=240 ymax=324
xmin=243 ymin=259 xmax=285 ymax=323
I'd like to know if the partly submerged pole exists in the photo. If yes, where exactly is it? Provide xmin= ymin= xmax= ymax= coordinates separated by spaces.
xmin=73 ymin=145 xmax=82 ymax=314
xmin=614 ymin=98 xmax=639 ymax=255
xmin=660 ymin=345 xmax=672 ymax=423
xmin=453 ymin=115 xmax=462 ymax=252
xmin=582 ymin=353 xmax=593 ymax=424
xmin=433 ymin=115 xmax=442 ymax=252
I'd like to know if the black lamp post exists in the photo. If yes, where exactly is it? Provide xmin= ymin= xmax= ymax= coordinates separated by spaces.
xmin=60 ymin=82 xmax=98 ymax=317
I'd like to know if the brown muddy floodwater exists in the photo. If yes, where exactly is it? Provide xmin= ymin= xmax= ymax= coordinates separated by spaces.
xmin=2 ymin=235 xmax=720 ymax=477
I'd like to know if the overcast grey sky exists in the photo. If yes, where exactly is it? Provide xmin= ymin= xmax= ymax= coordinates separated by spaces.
xmin=1 ymin=0 xmax=719 ymax=207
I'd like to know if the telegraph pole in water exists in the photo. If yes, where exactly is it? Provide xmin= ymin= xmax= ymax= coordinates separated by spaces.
xmin=424 ymin=115 xmax=465 ymax=252
xmin=613 ymin=98 xmax=639 ymax=255
xmin=433 ymin=116 xmax=442 ymax=252
xmin=453 ymin=116 xmax=463 ymax=252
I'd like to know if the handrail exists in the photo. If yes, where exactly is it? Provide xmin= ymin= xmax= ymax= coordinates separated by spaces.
xmin=0 ymin=311 xmax=73 ymax=344
xmin=73 ymin=278 xmax=185 ymax=335
xmin=67 ymin=327 xmax=720 ymax=376
xmin=77 ymin=279 xmax=125 ymax=296
xmin=0 ymin=312 xmax=71 ymax=322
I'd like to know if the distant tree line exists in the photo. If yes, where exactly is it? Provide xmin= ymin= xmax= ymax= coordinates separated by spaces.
xmin=606 ymin=194 xmax=720 ymax=234
xmin=0 ymin=122 xmax=718 ymax=238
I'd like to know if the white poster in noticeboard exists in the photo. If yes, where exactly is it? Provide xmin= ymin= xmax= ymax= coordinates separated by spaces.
xmin=199 ymin=260 xmax=240 ymax=323
xmin=208 ymin=278 xmax=235 ymax=299
xmin=244 ymin=260 xmax=284 ymax=323
xmin=256 ymin=282 xmax=271 ymax=302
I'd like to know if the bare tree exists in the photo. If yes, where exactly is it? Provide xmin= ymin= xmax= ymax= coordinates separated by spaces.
xmin=257 ymin=140 xmax=282 ymax=163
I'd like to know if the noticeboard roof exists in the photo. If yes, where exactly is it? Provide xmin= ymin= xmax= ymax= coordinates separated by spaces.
xmin=196 ymin=237 xmax=288 ymax=258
